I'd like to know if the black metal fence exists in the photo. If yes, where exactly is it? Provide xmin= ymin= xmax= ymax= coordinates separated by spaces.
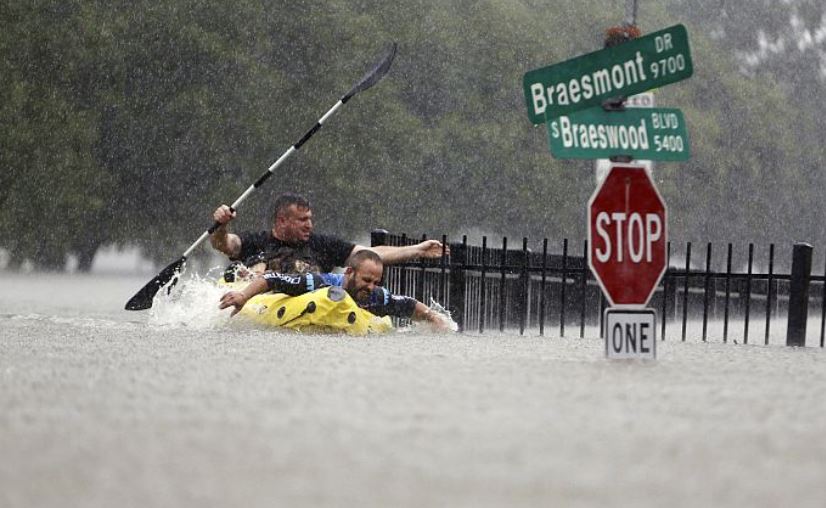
xmin=371 ymin=231 xmax=826 ymax=347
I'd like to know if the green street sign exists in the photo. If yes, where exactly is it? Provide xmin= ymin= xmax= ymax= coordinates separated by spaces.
xmin=523 ymin=24 xmax=693 ymax=124
xmin=546 ymin=107 xmax=690 ymax=161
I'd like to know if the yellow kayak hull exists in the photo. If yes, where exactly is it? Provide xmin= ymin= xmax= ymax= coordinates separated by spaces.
xmin=223 ymin=281 xmax=393 ymax=336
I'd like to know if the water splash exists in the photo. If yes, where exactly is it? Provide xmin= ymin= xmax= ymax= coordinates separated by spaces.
xmin=429 ymin=298 xmax=458 ymax=330
xmin=148 ymin=269 xmax=234 ymax=329
xmin=405 ymin=297 xmax=459 ymax=333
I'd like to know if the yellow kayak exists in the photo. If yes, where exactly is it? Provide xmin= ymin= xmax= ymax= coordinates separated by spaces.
xmin=221 ymin=280 xmax=394 ymax=336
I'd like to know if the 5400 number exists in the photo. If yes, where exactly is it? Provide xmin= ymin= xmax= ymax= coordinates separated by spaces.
xmin=654 ymin=135 xmax=685 ymax=152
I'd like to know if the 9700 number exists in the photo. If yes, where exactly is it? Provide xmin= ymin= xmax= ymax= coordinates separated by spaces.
xmin=654 ymin=135 xmax=684 ymax=152
xmin=649 ymin=54 xmax=686 ymax=78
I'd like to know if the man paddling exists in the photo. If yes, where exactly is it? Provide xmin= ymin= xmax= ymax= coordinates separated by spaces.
xmin=210 ymin=192 xmax=448 ymax=274
xmin=219 ymin=249 xmax=450 ymax=329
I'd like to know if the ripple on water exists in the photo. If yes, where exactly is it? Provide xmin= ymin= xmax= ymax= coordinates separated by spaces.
xmin=2 ymin=312 xmax=143 ymax=331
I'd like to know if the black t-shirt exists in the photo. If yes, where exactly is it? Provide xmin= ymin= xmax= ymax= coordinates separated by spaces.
xmin=234 ymin=231 xmax=355 ymax=273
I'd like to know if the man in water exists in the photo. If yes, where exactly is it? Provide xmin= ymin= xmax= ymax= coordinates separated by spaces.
xmin=219 ymin=249 xmax=450 ymax=329
xmin=210 ymin=192 xmax=449 ymax=274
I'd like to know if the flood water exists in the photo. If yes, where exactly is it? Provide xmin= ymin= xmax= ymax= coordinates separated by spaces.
xmin=1 ymin=271 xmax=825 ymax=507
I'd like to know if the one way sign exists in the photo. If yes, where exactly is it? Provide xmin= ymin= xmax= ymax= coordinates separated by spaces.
xmin=604 ymin=308 xmax=657 ymax=359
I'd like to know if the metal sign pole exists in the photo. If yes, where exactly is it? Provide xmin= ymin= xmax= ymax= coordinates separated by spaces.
xmin=625 ymin=0 xmax=639 ymax=26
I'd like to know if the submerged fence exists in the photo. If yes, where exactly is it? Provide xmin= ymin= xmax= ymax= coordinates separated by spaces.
xmin=371 ymin=231 xmax=826 ymax=347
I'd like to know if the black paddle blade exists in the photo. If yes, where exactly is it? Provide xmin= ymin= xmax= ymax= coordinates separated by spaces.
xmin=343 ymin=42 xmax=397 ymax=102
xmin=124 ymin=256 xmax=187 ymax=311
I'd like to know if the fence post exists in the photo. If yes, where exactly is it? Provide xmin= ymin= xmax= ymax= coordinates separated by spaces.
xmin=519 ymin=238 xmax=529 ymax=335
xmin=786 ymin=242 xmax=813 ymax=347
xmin=449 ymin=240 xmax=467 ymax=332
xmin=370 ymin=229 xmax=389 ymax=247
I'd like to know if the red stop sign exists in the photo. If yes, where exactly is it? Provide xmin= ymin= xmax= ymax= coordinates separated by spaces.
xmin=588 ymin=165 xmax=668 ymax=307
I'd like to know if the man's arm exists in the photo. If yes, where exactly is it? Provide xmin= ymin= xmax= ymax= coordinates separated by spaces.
xmin=219 ymin=276 xmax=269 ymax=316
xmin=219 ymin=272 xmax=325 ymax=316
xmin=351 ymin=240 xmax=450 ymax=264
xmin=366 ymin=289 xmax=452 ymax=330
xmin=210 ymin=205 xmax=242 ymax=258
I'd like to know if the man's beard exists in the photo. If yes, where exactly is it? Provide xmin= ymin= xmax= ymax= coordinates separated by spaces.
xmin=344 ymin=280 xmax=370 ymax=304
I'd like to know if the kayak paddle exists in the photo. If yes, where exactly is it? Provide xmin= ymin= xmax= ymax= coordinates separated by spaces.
xmin=125 ymin=42 xmax=398 ymax=310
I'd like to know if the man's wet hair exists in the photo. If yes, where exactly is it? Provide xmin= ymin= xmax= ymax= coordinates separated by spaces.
xmin=347 ymin=249 xmax=383 ymax=270
xmin=273 ymin=192 xmax=311 ymax=221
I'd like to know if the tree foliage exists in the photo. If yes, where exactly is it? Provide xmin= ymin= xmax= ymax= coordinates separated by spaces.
xmin=1 ymin=0 xmax=823 ymax=270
